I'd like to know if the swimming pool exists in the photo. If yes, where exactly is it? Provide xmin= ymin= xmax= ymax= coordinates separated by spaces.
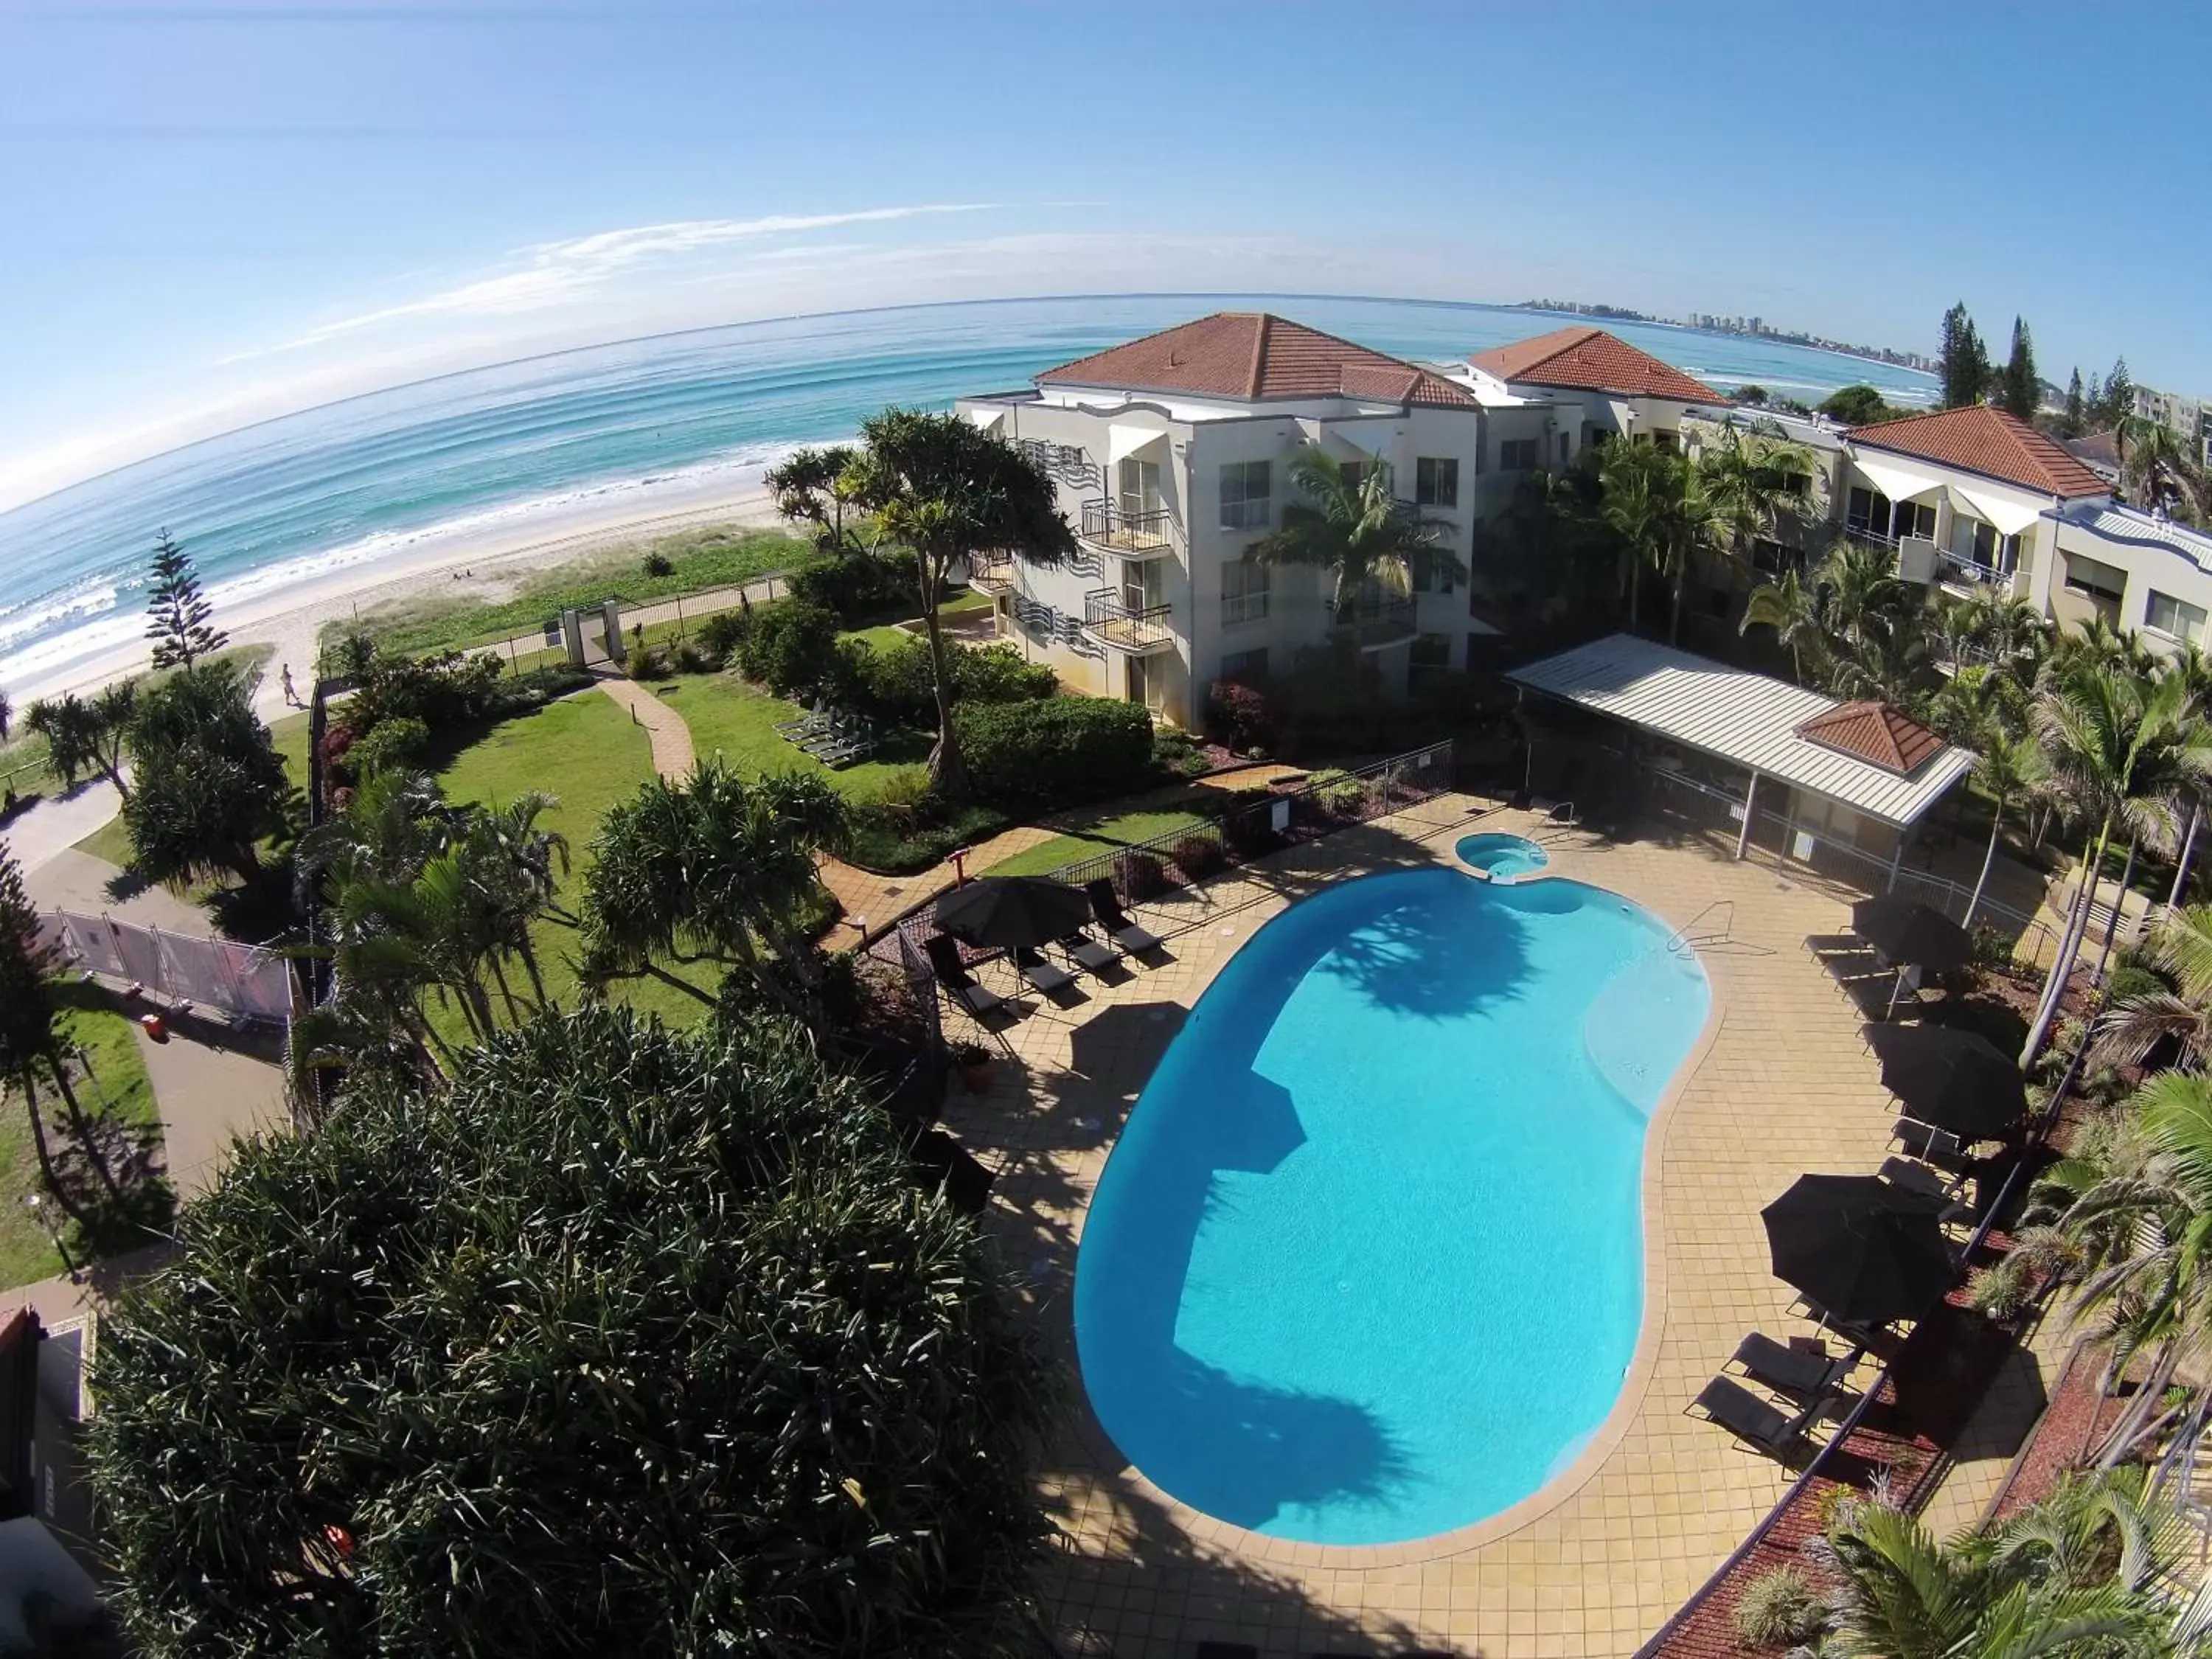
xmin=1455 ymin=830 xmax=1549 ymax=880
xmin=1073 ymin=868 xmax=1710 ymax=1545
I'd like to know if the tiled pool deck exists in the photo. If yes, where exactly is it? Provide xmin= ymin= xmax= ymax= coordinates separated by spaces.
xmin=937 ymin=796 xmax=2051 ymax=1658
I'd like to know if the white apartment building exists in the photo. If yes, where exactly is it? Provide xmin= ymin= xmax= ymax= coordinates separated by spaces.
xmin=953 ymin=314 xmax=1728 ymax=726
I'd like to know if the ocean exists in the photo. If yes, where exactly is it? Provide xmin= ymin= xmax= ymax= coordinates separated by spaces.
xmin=0 ymin=293 xmax=1935 ymax=692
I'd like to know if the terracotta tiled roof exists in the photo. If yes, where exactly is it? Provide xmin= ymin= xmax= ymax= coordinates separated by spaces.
xmin=1467 ymin=325 xmax=1725 ymax=403
xmin=1848 ymin=405 xmax=2110 ymax=498
xmin=1795 ymin=701 xmax=1945 ymax=777
xmin=1036 ymin=313 xmax=1477 ymax=408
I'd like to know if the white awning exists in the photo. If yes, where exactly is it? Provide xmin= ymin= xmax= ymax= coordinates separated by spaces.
xmin=1854 ymin=456 xmax=1945 ymax=504
xmin=1951 ymin=484 xmax=2046 ymax=538
xmin=1107 ymin=423 xmax=1166 ymax=465
xmin=1505 ymin=633 xmax=1974 ymax=830
xmin=966 ymin=407 xmax=1005 ymax=431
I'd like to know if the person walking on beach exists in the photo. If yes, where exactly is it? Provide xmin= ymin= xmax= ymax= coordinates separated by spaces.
xmin=280 ymin=664 xmax=299 ymax=706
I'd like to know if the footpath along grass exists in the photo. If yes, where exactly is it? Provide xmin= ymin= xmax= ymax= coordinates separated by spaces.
xmin=325 ymin=526 xmax=819 ymax=659
xmin=981 ymin=808 xmax=1209 ymax=878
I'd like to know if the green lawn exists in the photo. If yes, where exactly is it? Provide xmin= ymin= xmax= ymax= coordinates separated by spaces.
xmin=651 ymin=672 xmax=932 ymax=798
xmin=841 ymin=591 xmax=992 ymax=655
xmin=0 ymin=981 xmax=164 ymax=1288
xmin=434 ymin=689 xmax=720 ymax=1029
xmin=325 ymin=527 xmax=818 ymax=659
xmin=984 ymin=808 xmax=1208 ymax=877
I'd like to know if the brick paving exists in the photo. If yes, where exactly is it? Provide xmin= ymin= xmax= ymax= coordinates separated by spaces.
xmin=931 ymin=798 xmax=1983 ymax=1658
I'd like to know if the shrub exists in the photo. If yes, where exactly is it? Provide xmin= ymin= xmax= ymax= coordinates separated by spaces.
xmin=953 ymin=698 xmax=1154 ymax=810
xmin=347 ymin=648 xmax=504 ymax=737
xmin=844 ymin=637 xmax=1055 ymax=726
xmin=1217 ymin=787 xmax=1282 ymax=855
xmin=845 ymin=801 xmax=1009 ymax=874
xmin=786 ymin=550 xmax=922 ymax=624
xmin=1965 ymin=1255 xmax=2034 ymax=1322
xmin=1116 ymin=849 xmax=1167 ymax=901
xmin=641 ymin=550 xmax=675 ymax=578
xmin=849 ymin=764 xmax=935 ymax=828
xmin=670 ymin=639 xmax=714 ymax=675
xmin=1310 ymin=768 xmax=1369 ymax=815
xmin=739 ymin=602 xmax=842 ymax=699
xmin=1206 ymin=678 xmax=1277 ymax=753
xmin=346 ymin=715 xmax=428 ymax=781
xmin=1153 ymin=727 xmax=1211 ymax=780
xmin=2108 ymin=959 xmax=2168 ymax=1005
xmin=696 ymin=606 xmax=754 ymax=664
xmin=630 ymin=644 xmax=672 ymax=681
xmin=1168 ymin=835 xmax=1225 ymax=879
xmin=1729 ymin=1565 xmax=1831 ymax=1650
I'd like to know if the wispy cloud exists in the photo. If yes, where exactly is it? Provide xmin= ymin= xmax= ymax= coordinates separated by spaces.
xmin=246 ymin=204 xmax=996 ymax=355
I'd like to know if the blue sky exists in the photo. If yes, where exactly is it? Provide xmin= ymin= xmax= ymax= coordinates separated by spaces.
xmin=2 ymin=0 xmax=2207 ymax=509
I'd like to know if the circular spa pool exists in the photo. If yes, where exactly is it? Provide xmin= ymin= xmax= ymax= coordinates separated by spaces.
xmin=1073 ymin=868 xmax=1710 ymax=1545
xmin=1454 ymin=830 xmax=1549 ymax=880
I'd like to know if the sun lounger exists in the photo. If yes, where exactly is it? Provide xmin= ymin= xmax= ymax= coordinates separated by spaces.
xmin=1729 ymin=1332 xmax=1852 ymax=1402
xmin=924 ymin=933 xmax=1004 ymax=1018
xmin=1057 ymin=927 xmax=1117 ymax=974
xmin=1891 ymin=1118 xmax=1970 ymax=1167
xmin=774 ymin=700 xmax=832 ymax=737
xmin=1689 ymin=1376 xmax=1823 ymax=1458
xmin=1013 ymin=945 xmax=1074 ymax=997
xmin=1083 ymin=879 xmax=1164 ymax=953
xmin=1879 ymin=1156 xmax=1974 ymax=1230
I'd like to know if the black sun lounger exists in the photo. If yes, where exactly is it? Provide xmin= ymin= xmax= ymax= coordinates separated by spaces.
xmin=924 ymin=933 xmax=1004 ymax=1018
xmin=1083 ymin=878 xmax=1164 ymax=953
xmin=1057 ymin=927 xmax=1117 ymax=973
xmin=1690 ymin=1376 xmax=1823 ymax=1459
xmin=1013 ymin=945 xmax=1075 ymax=996
xmin=1730 ymin=1332 xmax=1853 ymax=1402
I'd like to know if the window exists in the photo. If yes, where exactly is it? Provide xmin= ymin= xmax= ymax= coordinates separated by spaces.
xmin=1498 ymin=437 xmax=1540 ymax=470
xmin=1408 ymin=632 xmax=1453 ymax=692
xmin=2065 ymin=554 xmax=2128 ymax=605
xmin=1891 ymin=500 xmax=1935 ymax=540
xmin=1846 ymin=486 xmax=1891 ymax=535
xmin=1219 ymin=646 xmax=1269 ymax=683
xmin=1651 ymin=430 xmax=1679 ymax=453
xmin=1220 ymin=554 xmax=1269 ymax=625
xmin=1411 ymin=547 xmax=1457 ymax=595
xmin=1557 ymin=431 xmax=1571 ymax=465
xmin=1778 ymin=471 xmax=1811 ymax=499
xmin=1415 ymin=456 xmax=1460 ymax=508
xmin=2148 ymin=590 xmax=2207 ymax=644
xmin=1220 ymin=459 xmax=1271 ymax=529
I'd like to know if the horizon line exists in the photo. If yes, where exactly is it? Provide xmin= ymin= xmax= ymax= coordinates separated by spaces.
xmin=0 ymin=288 xmax=1935 ymax=522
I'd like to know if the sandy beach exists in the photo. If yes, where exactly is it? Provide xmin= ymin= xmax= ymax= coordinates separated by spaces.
xmin=7 ymin=481 xmax=787 ymax=721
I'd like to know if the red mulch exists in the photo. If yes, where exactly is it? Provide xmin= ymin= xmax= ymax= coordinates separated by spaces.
xmin=1987 ymin=1343 xmax=2128 ymax=1522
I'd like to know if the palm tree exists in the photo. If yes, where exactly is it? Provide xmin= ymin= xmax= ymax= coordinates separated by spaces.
xmin=458 ymin=793 xmax=568 ymax=1009
xmin=2020 ymin=660 xmax=2212 ymax=1065
xmin=1696 ymin=420 xmax=1818 ymax=574
xmin=1598 ymin=440 xmax=1669 ymax=635
xmin=580 ymin=761 xmax=851 ymax=1026
xmin=1825 ymin=1491 xmax=2174 ymax=1659
xmin=1963 ymin=728 xmax=2042 ymax=931
xmin=1252 ymin=447 xmax=1464 ymax=630
xmin=844 ymin=409 xmax=1077 ymax=799
xmin=1739 ymin=567 xmax=1824 ymax=683
xmin=2091 ymin=902 xmax=2212 ymax=1068
xmin=2118 ymin=414 xmax=2210 ymax=522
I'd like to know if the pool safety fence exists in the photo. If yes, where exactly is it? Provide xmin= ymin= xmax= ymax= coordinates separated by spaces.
xmin=872 ymin=739 xmax=1458 ymax=971
xmin=38 ymin=910 xmax=297 ymax=1026
xmin=1634 ymin=1020 xmax=2095 ymax=1658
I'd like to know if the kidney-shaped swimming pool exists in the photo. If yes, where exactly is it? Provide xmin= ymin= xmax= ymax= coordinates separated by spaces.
xmin=1073 ymin=867 xmax=1711 ymax=1545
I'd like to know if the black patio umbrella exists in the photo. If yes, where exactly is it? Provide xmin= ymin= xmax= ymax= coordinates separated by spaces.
xmin=1851 ymin=898 xmax=1973 ymax=974
xmin=1863 ymin=1022 xmax=2027 ymax=1141
xmin=1761 ymin=1172 xmax=1956 ymax=1326
xmin=933 ymin=875 xmax=1093 ymax=951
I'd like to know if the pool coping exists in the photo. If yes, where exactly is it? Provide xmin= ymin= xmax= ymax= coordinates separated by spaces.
xmin=1060 ymin=861 xmax=1736 ymax=1572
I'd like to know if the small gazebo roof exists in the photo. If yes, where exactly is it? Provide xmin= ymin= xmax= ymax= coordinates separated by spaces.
xmin=1795 ymin=702 xmax=1946 ymax=777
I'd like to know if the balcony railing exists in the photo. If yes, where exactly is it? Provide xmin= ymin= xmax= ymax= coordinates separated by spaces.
xmin=1326 ymin=594 xmax=1418 ymax=650
xmin=1079 ymin=501 xmax=1178 ymax=555
xmin=967 ymin=552 xmax=1015 ymax=592
xmin=1935 ymin=547 xmax=2007 ymax=588
xmin=1082 ymin=589 xmax=1175 ymax=653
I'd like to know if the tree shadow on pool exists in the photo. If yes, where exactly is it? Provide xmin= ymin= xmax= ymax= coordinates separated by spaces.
xmin=1307 ymin=869 xmax=1545 ymax=1023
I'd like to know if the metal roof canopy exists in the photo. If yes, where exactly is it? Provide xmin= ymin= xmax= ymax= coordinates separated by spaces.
xmin=1505 ymin=633 xmax=1975 ymax=830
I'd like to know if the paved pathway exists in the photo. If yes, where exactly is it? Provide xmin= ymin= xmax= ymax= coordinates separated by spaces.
xmin=134 ymin=1025 xmax=288 ymax=1200
xmin=816 ymin=824 xmax=1062 ymax=937
xmin=1 ymin=780 xmax=124 ymax=877
xmin=23 ymin=848 xmax=209 ymax=933
xmin=592 ymin=673 xmax=696 ymax=779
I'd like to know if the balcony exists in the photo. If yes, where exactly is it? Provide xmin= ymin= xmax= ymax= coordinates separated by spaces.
xmin=967 ymin=552 xmax=1015 ymax=594
xmin=1326 ymin=594 xmax=1418 ymax=651
xmin=1935 ymin=547 xmax=2008 ymax=591
xmin=1079 ymin=501 xmax=1178 ymax=557
xmin=1082 ymin=589 xmax=1176 ymax=654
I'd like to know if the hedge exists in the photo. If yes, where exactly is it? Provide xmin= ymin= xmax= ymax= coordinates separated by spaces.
xmin=953 ymin=697 xmax=1155 ymax=809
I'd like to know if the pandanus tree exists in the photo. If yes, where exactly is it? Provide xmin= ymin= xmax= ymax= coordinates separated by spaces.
xmin=764 ymin=443 xmax=868 ymax=557
xmin=88 ymin=1005 xmax=1057 ymax=1659
xmin=122 ymin=661 xmax=290 ymax=889
xmin=2020 ymin=660 xmax=2212 ymax=1065
xmin=580 ymin=760 xmax=851 ymax=1026
xmin=0 ymin=842 xmax=117 ymax=1219
xmin=1253 ymin=446 xmax=1464 ymax=629
xmin=843 ymin=409 xmax=1076 ymax=799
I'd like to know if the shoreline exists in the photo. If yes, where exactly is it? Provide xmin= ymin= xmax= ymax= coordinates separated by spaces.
xmin=5 ymin=484 xmax=787 ymax=719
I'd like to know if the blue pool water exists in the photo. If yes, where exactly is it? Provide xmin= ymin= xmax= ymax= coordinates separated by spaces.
xmin=1073 ymin=868 xmax=1711 ymax=1545
xmin=1455 ymin=831 xmax=1550 ymax=880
